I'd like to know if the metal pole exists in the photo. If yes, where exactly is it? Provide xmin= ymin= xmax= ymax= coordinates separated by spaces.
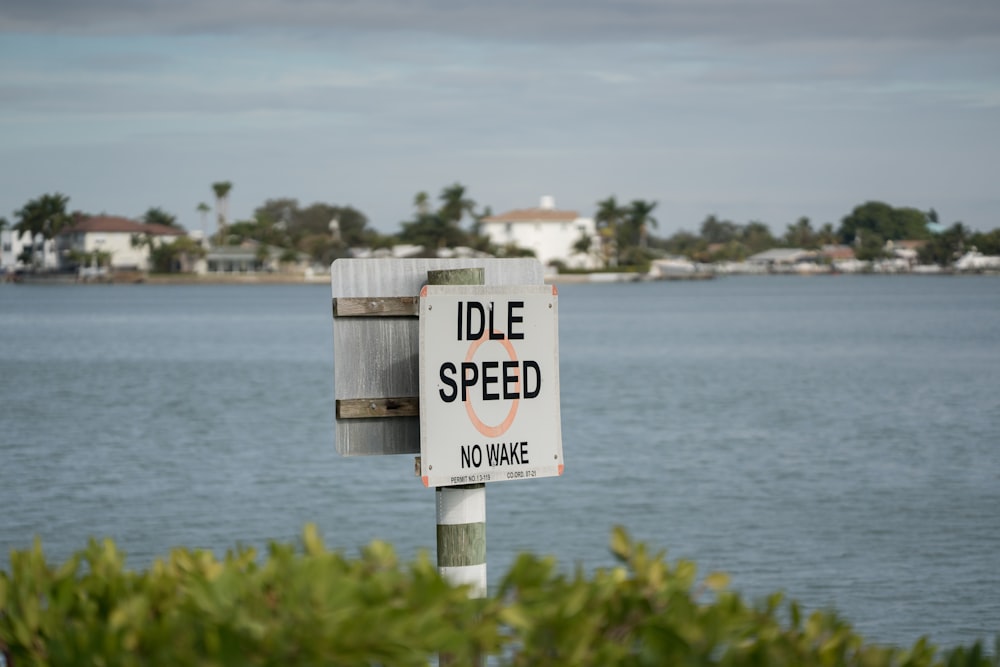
xmin=427 ymin=267 xmax=488 ymax=598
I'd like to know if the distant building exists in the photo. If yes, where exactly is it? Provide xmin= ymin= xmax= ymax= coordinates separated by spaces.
xmin=955 ymin=250 xmax=1000 ymax=272
xmin=479 ymin=196 xmax=601 ymax=270
xmin=58 ymin=215 xmax=187 ymax=271
xmin=201 ymin=243 xmax=270 ymax=274
xmin=819 ymin=245 xmax=856 ymax=262
xmin=350 ymin=244 xmax=492 ymax=260
xmin=198 ymin=240 xmax=309 ymax=274
xmin=1 ymin=229 xmax=59 ymax=272
xmin=747 ymin=248 xmax=817 ymax=266
xmin=885 ymin=239 xmax=927 ymax=267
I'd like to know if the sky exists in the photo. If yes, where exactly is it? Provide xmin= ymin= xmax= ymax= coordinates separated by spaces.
xmin=2 ymin=0 xmax=999 ymax=239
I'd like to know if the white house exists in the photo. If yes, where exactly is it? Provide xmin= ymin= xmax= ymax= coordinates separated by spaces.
xmin=197 ymin=240 xmax=315 ymax=275
xmin=746 ymin=248 xmax=823 ymax=273
xmin=1 ymin=229 xmax=59 ymax=272
xmin=955 ymin=250 xmax=1000 ymax=272
xmin=57 ymin=215 xmax=187 ymax=271
xmin=479 ymin=196 xmax=601 ymax=270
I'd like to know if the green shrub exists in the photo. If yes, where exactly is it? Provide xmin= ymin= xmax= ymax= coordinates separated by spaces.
xmin=1 ymin=525 xmax=995 ymax=666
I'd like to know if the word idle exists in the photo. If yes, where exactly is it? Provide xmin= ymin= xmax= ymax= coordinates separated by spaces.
xmin=460 ymin=441 xmax=529 ymax=469
xmin=456 ymin=300 xmax=525 ymax=341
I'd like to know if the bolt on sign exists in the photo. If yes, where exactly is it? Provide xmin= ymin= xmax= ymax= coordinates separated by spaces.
xmin=418 ymin=284 xmax=563 ymax=487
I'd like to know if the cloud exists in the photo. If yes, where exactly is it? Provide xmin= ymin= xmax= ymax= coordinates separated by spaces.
xmin=2 ymin=0 xmax=998 ymax=234
xmin=4 ymin=0 xmax=999 ymax=46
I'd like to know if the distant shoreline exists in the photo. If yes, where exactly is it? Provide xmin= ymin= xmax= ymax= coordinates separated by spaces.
xmin=144 ymin=273 xmax=331 ymax=285
xmin=4 ymin=271 xmax=331 ymax=286
xmin=5 ymin=269 xmax=997 ymax=287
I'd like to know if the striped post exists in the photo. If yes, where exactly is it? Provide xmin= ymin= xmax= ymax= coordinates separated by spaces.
xmin=427 ymin=268 xmax=488 ymax=597
xmin=436 ymin=484 xmax=487 ymax=596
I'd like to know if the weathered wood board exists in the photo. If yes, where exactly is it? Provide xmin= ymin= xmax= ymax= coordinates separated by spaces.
xmin=331 ymin=258 xmax=544 ymax=456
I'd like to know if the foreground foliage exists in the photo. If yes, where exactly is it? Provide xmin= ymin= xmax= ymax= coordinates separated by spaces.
xmin=1 ymin=526 xmax=995 ymax=666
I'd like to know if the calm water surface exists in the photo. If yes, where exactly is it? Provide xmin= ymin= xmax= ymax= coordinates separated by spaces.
xmin=1 ymin=276 xmax=998 ymax=650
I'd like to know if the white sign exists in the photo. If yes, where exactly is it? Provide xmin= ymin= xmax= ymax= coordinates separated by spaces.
xmin=418 ymin=284 xmax=563 ymax=487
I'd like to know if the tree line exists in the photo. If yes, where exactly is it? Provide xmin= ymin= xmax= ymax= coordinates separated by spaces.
xmin=650 ymin=201 xmax=1000 ymax=267
xmin=4 ymin=185 xmax=999 ymax=273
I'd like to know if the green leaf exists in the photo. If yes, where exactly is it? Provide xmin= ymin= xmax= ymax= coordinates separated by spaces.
xmin=704 ymin=571 xmax=730 ymax=592
xmin=610 ymin=525 xmax=631 ymax=561
xmin=301 ymin=522 xmax=325 ymax=556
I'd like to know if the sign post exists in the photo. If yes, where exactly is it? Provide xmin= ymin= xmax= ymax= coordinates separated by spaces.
xmin=330 ymin=257 xmax=563 ymax=604
xmin=425 ymin=268 xmax=489 ymax=598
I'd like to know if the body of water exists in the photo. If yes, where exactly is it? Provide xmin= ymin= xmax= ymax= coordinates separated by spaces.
xmin=1 ymin=275 xmax=998 ymax=650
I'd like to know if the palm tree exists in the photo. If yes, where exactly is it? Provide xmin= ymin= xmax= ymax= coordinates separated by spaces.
xmin=397 ymin=184 xmax=477 ymax=252
xmin=196 ymin=202 xmax=211 ymax=236
xmin=211 ymin=181 xmax=233 ymax=243
xmin=784 ymin=217 xmax=816 ymax=248
xmin=13 ymin=193 xmax=71 ymax=269
xmin=143 ymin=207 xmax=178 ymax=228
xmin=595 ymin=196 xmax=627 ymax=267
xmin=413 ymin=191 xmax=430 ymax=215
xmin=627 ymin=199 xmax=658 ymax=249
xmin=438 ymin=183 xmax=475 ymax=225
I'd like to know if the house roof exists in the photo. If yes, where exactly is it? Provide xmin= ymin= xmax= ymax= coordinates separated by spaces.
xmin=482 ymin=207 xmax=578 ymax=223
xmin=891 ymin=240 xmax=927 ymax=250
xmin=61 ymin=215 xmax=186 ymax=236
xmin=820 ymin=244 xmax=856 ymax=260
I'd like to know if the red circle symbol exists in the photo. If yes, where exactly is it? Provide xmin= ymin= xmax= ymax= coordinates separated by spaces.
xmin=464 ymin=331 xmax=519 ymax=437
